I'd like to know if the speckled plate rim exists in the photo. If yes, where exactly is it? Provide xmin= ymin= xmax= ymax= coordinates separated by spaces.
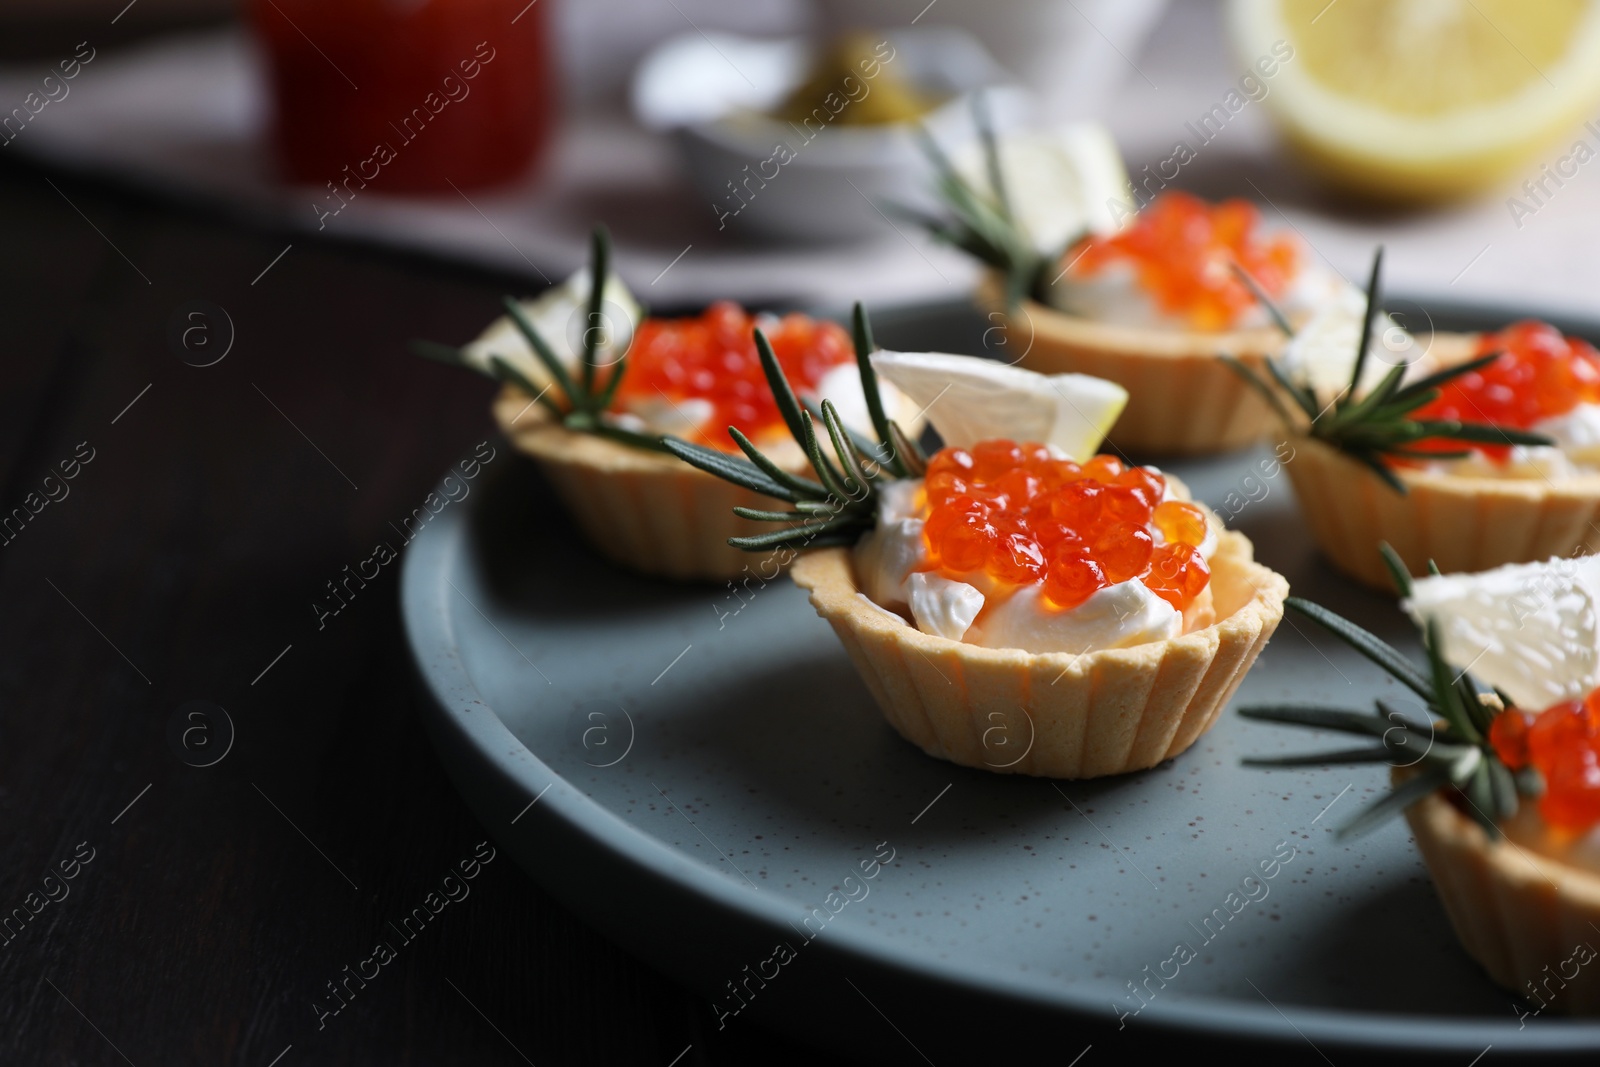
xmin=400 ymin=454 xmax=1600 ymax=1057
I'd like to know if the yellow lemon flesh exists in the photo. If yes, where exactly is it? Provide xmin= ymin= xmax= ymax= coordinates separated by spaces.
xmin=1229 ymin=0 xmax=1600 ymax=200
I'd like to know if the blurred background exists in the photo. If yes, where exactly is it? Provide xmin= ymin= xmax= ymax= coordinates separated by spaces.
xmin=6 ymin=0 xmax=1600 ymax=311
xmin=9 ymin=4 xmax=1600 ymax=1063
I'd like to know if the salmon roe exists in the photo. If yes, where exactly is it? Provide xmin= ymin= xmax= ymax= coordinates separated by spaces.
xmin=610 ymin=301 xmax=853 ymax=451
xmin=920 ymin=440 xmax=1211 ymax=612
xmin=1489 ymin=692 xmax=1600 ymax=832
xmin=1409 ymin=320 xmax=1600 ymax=464
xmin=1066 ymin=191 xmax=1299 ymax=331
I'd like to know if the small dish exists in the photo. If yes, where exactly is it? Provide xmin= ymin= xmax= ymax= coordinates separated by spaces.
xmin=631 ymin=27 xmax=1027 ymax=243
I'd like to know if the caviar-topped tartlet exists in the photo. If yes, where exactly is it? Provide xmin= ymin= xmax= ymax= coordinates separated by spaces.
xmin=663 ymin=313 xmax=1288 ymax=778
xmin=1403 ymin=320 xmax=1600 ymax=477
xmin=1244 ymin=550 xmax=1600 ymax=1013
xmin=1233 ymin=251 xmax=1600 ymax=590
xmin=418 ymin=227 xmax=916 ymax=581
xmin=910 ymin=117 xmax=1351 ymax=455
xmin=1056 ymin=190 xmax=1337 ymax=332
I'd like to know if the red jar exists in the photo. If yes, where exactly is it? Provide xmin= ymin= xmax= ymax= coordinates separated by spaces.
xmin=250 ymin=0 xmax=556 ymax=193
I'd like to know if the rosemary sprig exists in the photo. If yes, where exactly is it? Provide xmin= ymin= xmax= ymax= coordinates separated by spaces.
xmin=410 ymin=225 xmax=672 ymax=454
xmin=897 ymin=95 xmax=1055 ymax=311
xmin=661 ymin=303 xmax=926 ymax=552
xmin=1228 ymin=260 xmax=1295 ymax=337
xmin=1225 ymin=248 xmax=1551 ymax=494
xmin=1240 ymin=545 xmax=1537 ymax=840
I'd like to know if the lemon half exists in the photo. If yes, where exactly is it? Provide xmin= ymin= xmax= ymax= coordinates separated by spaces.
xmin=1229 ymin=0 xmax=1600 ymax=200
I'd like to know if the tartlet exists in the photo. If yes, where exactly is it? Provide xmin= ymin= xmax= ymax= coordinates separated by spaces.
xmin=1284 ymin=436 xmax=1600 ymax=589
xmin=792 ymin=528 xmax=1285 ymax=777
xmin=1402 ymin=777 xmax=1600 ymax=1016
xmin=1244 ymin=552 xmax=1600 ymax=1014
xmin=1236 ymin=263 xmax=1600 ymax=591
xmin=489 ymin=388 xmax=791 ymax=579
xmin=420 ymin=227 xmax=915 ymax=582
xmin=910 ymin=120 xmax=1351 ymax=456
xmin=666 ymin=330 xmax=1289 ymax=778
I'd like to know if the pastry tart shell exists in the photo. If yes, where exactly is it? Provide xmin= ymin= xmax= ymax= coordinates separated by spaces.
xmin=492 ymin=385 xmax=790 ymax=582
xmin=788 ymin=530 xmax=1288 ymax=778
xmin=1403 ymin=776 xmax=1600 ymax=1013
xmin=977 ymin=276 xmax=1284 ymax=456
xmin=1283 ymin=436 xmax=1600 ymax=591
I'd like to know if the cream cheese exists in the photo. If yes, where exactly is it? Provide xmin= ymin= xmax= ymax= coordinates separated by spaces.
xmin=1438 ymin=403 xmax=1600 ymax=480
xmin=907 ymin=573 xmax=986 ymax=642
xmin=1047 ymin=242 xmax=1352 ymax=333
xmin=1538 ymin=403 xmax=1600 ymax=463
xmin=964 ymin=580 xmax=1181 ymax=653
xmin=852 ymin=516 xmax=925 ymax=610
xmin=609 ymin=397 xmax=715 ymax=439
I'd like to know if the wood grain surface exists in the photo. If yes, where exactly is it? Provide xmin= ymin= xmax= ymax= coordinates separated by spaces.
xmin=0 ymin=155 xmax=845 ymax=1066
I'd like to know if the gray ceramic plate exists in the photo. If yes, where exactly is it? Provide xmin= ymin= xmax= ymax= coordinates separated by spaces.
xmin=401 ymin=300 xmax=1600 ymax=1061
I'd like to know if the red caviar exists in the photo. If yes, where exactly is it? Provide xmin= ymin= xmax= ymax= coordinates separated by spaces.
xmin=611 ymin=302 xmax=853 ymax=451
xmin=1409 ymin=320 xmax=1600 ymax=464
xmin=920 ymin=441 xmax=1211 ymax=612
xmin=1066 ymin=191 xmax=1299 ymax=331
xmin=1490 ymin=692 xmax=1600 ymax=832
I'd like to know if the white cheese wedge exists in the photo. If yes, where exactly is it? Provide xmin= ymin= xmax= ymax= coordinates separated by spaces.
xmin=870 ymin=352 xmax=1126 ymax=460
xmin=1403 ymin=555 xmax=1600 ymax=712
xmin=953 ymin=123 xmax=1131 ymax=254
xmin=1279 ymin=284 xmax=1414 ymax=405
xmin=461 ymin=266 xmax=642 ymax=386
xmin=966 ymin=580 xmax=1180 ymax=654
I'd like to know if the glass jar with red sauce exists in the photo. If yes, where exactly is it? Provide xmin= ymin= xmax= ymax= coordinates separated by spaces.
xmin=249 ymin=0 xmax=556 ymax=193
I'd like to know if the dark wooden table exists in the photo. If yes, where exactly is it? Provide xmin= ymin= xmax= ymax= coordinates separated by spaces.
xmin=0 ymin=150 xmax=854 ymax=1064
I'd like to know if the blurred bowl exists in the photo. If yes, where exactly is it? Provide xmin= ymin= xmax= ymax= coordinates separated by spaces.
xmin=632 ymin=27 xmax=1030 ymax=243
xmin=812 ymin=0 xmax=1169 ymax=123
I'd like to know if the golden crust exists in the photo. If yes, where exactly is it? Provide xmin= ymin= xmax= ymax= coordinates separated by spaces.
xmin=788 ymin=530 xmax=1288 ymax=778
xmin=1284 ymin=436 xmax=1600 ymax=590
xmin=976 ymin=275 xmax=1284 ymax=455
xmin=1403 ymin=776 xmax=1600 ymax=1013
xmin=492 ymin=385 xmax=794 ymax=581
